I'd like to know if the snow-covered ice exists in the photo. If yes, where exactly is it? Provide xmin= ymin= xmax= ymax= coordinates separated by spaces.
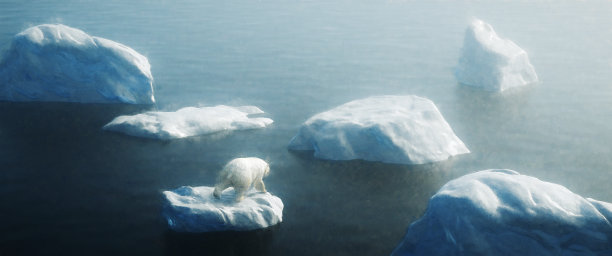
xmin=162 ymin=186 xmax=283 ymax=232
xmin=103 ymin=105 xmax=273 ymax=140
xmin=288 ymin=95 xmax=469 ymax=165
xmin=455 ymin=19 xmax=538 ymax=92
xmin=392 ymin=169 xmax=612 ymax=256
xmin=0 ymin=24 xmax=154 ymax=104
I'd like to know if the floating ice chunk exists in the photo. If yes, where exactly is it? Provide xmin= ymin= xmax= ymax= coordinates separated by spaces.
xmin=392 ymin=170 xmax=612 ymax=256
xmin=288 ymin=95 xmax=469 ymax=165
xmin=0 ymin=24 xmax=154 ymax=104
xmin=455 ymin=19 xmax=538 ymax=92
xmin=103 ymin=105 xmax=273 ymax=139
xmin=162 ymin=186 xmax=283 ymax=232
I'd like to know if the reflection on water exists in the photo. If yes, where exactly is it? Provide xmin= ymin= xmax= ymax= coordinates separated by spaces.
xmin=164 ymin=225 xmax=279 ymax=256
xmin=453 ymin=84 xmax=534 ymax=122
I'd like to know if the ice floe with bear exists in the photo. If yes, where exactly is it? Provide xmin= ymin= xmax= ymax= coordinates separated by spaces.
xmin=392 ymin=169 xmax=612 ymax=256
xmin=162 ymin=157 xmax=282 ymax=232
xmin=162 ymin=186 xmax=283 ymax=232
xmin=288 ymin=95 xmax=469 ymax=165
xmin=455 ymin=19 xmax=538 ymax=92
xmin=103 ymin=105 xmax=273 ymax=140
xmin=0 ymin=24 xmax=154 ymax=104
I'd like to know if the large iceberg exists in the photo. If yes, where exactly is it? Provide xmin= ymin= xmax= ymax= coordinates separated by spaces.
xmin=392 ymin=169 xmax=612 ymax=256
xmin=455 ymin=19 xmax=538 ymax=92
xmin=288 ymin=95 xmax=469 ymax=165
xmin=162 ymin=186 xmax=283 ymax=232
xmin=0 ymin=24 xmax=154 ymax=104
xmin=103 ymin=105 xmax=273 ymax=140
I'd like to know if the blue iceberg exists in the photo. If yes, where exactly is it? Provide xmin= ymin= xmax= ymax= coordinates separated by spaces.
xmin=288 ymin=95 xmax=469 ymax=165
xmin=392 ymin=169 xmax=612 ymax=256
xmin=0 ymin=24 xmax=154 ymax=104
xmin=162 ymin=186 xmax=283 ymax=232
xmin=455 ymin=19 xmax=538 ymax=92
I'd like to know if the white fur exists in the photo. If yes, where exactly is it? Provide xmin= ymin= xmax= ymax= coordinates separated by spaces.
xmin=213 ymin=157 xmax=270 ymax=202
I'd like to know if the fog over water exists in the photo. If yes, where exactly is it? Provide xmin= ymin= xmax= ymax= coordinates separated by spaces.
xmin=1 ymin=1 xmax=612 ymax=255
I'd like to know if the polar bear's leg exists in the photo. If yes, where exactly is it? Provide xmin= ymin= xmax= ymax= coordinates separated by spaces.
xmin=213 ymin=180 xmax=231 ymax=199
xmin=254 ymin=179 xmax=267 ymax=193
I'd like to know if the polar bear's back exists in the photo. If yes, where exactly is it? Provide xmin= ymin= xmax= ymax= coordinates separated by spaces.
xmin=221 ymin=157 xmax=268 ymax=183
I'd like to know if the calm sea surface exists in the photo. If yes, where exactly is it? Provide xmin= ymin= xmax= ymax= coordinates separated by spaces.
xmin=1 ymin=1 xmax=612 ymax=255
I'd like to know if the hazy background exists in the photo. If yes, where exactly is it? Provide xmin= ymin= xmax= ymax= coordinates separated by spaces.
xmin=1 ymin=1 xmax=612 ymax=255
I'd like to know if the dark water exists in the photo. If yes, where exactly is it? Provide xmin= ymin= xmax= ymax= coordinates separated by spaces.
xmin=2 ymin=1 xmax=612 ymax=255
xmin=0 ymin=102 xmax=464 ymax=255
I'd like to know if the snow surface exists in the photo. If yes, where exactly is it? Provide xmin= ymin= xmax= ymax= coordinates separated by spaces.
xmin=0 ymin=24 xmax=154 ymax=104
xmin=455 ymin=19 xmax=538 ymax=92
xmin=288 ymin=95 xmax=469 ymax=165
xmin=392 ymin=169 xmax=612 ymax=256
xmin=162 ymin=186 xmax=283 ymax=232
xmin=103 ymin=105 xmax=273 ymax=140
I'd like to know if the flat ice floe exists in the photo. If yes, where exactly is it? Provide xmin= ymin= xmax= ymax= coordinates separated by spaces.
xmin=103 ymin=105 xmax=273 ymax=140
xmin=455 ymin=19 xmax=538 ymax=92
xmin=288 ymin=95 xmax=469 ymax=165
xmin=162 ymin=186 xmax=283 ymax=232
xmin=392 ymin=169 xmax=612 ymax=256
xmin=0 ymin=24 xmax=154 ymax=104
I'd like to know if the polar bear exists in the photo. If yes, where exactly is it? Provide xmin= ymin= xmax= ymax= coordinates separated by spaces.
xmin=213 ymin=157 xmax=270 ymax=202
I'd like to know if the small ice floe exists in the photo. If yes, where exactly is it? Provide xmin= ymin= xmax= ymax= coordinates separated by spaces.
xmin=103 ymin=105 xmax=273 ymax=140
xmin=455 ymin=19 xmax=538 ymax=92
xmin=162 ymin=186 xmax=283 ymax=232
xmin=392 ymin=169 xmax=612 ymax=256
xmin=288 ymin=95 xmax=469 ymax=165
xmin=0 ymin=24 xmax=154 ymax=104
